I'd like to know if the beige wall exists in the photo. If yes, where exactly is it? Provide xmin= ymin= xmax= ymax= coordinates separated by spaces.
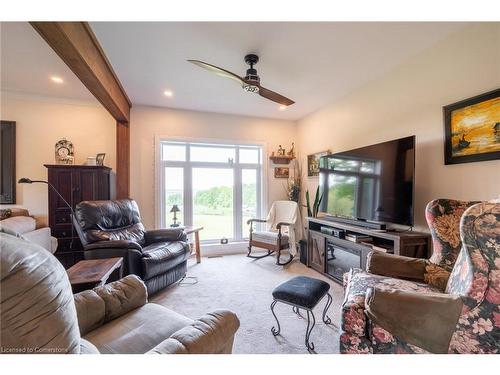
xmin=297 ymin=23 xmax=500 ymax=231
xmin=0 ymin=92 xmax=116 ymax=225
xmin=130 ymin=105 xmax=297 ymax=229
xmin=3 ymin=23 xmax=499 ymax=234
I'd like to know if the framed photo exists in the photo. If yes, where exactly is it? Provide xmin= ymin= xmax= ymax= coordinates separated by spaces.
xmin=444 ymin=88 xmax=500 ymax=165
xmin=307 ymin=150 xmax=330 ymax=176
xmin=274 ymin=167 xmax=289 ymax=179
xmin=96 ymin=153 xmax=106 ymax=166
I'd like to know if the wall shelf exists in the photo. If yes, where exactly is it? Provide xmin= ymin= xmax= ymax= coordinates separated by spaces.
xmin=269 ymin=155 xmax=295 ymax=164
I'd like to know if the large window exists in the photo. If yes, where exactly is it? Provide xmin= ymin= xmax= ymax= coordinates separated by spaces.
xmin=158 ymin=140 xmax=263 ymax=243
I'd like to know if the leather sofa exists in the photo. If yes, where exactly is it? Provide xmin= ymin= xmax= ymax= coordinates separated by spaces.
xmin=73 ymin=199 xmax=191 ymax=295
xmin=0 ymin=233 xmax=240 ymax=354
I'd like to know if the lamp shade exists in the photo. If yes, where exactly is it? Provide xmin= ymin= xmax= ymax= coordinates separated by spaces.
xmin=170 ymin=204 xmax=180 ymax=213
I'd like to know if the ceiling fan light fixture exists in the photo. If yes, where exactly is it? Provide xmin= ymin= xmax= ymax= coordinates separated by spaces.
xmin=242 ymin=83 xmax=259 ymax=93
xmin=188 ymin=54 xmax=294 ymax=106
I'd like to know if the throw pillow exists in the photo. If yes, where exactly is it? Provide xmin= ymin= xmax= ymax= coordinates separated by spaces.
xmin=0 ymin=209 xmax=12 ymax=220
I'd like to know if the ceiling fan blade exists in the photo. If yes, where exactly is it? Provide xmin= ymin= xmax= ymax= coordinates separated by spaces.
xmin=188 ymin=59 xmax=245 ymax=85
xmin=258 ymin=86 xmax=295 ymax=106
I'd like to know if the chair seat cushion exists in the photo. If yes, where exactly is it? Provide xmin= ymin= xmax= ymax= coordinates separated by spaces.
xmin=272 ymin=276 xmax=330 ymax=309
xmin=340 ymin=268 xmax=442 ymax=353
xmin=83 ymin=303 xmax=192 ymax=354
xmin=252 ymin=230 xmax=289 ymax=245
xmin=141 ymin=241 xmax=190 ymax=279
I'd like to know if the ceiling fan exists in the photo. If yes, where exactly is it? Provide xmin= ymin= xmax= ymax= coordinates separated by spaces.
xmin=187 ymin=54 xmax=294 ymax=107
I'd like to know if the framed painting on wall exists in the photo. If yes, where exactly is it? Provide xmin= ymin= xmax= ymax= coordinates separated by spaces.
xmin=444 ymin=88 xmax=500 ymax=165
xmin=0 ymin=120 xmax=16 ymax=204
xmin=274 ymin=167 xmax=289 ymax=179
xmin=307 ymin=150 xmax=330 ymax=176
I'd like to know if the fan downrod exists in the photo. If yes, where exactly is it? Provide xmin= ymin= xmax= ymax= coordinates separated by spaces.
xmin=244 ymin=54 xmax=259 ymax=67
xmin=244 ymin=54 xmax=260 ymax=85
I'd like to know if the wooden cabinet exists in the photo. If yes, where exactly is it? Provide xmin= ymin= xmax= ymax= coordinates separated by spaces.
xmin=45 ymin=164 xmax=112 ymax=268
xmin=308 ymin=230 xmax=326 ymax=273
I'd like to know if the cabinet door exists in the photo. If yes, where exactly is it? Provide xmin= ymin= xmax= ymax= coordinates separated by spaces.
xmin=308 ymin=231 xmax=326 ymax=273
xmin=47 ymin=168 xmax=75 ymax=230
xmin=70 ymin=168 xmax=110 ymax=204
xmin=77 ymin=169 xmax=99 ymax=202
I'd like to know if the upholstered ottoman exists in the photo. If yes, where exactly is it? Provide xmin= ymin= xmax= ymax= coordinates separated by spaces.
xmin=271 ymin=276 xmax=332 ymax=352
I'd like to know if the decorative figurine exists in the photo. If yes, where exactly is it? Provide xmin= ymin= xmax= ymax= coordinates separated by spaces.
xmin=278 ymin=145 xmax=285 ymax=156
xmin=55 ymin=138 xmax=74 ymax=165
xmin=287 ymin=142 xmax=295 ymax=157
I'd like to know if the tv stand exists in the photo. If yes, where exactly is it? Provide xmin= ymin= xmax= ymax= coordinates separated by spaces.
xmin=306 ymin=216 xmax=431 ymax=284
xmin=323 ymin=214 xmax=386 ymax=230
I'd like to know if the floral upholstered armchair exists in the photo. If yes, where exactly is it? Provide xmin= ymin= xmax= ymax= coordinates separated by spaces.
xmin=340 ymin=199 xmax=499 ymax=354
xmin=426 ymin=199 xmax=480 ymax=275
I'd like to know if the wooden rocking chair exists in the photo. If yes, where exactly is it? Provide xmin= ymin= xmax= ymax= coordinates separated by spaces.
xmin=246 ymin=201 xmax=298 ymax=266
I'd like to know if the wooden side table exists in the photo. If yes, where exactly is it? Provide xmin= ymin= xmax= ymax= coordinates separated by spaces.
xmin=183 ymin=226 xmax=204 ymax=263
xmin=67 ymin=257 xmax=123 ymax=293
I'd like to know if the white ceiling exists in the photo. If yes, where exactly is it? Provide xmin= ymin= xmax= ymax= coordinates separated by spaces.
xmin=0 ymin=22 xmax=96 ymax=102
xmin=2 ymin=22 xmax=468 ymax=120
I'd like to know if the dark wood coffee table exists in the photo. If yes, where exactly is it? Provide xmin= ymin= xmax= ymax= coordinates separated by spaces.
xmin=67 ymin=257 xmax=123 ymax=293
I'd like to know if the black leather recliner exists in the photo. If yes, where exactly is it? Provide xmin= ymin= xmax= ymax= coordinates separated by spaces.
xmin=73 ymin=199 xmax=191 ymax=295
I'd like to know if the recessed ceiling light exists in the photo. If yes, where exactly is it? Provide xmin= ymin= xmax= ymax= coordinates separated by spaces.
xmin=50 ymin=76 xmax=64 ymax=84
xmin=279 ymin=105 xmax=287 ymax=111
xmin=163 ymin=90 xmax=173 ymax=97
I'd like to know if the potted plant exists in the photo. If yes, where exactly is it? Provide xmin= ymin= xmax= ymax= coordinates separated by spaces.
xmin=285 ymin=160 xmax=302 ymax=203
xmin=305 ymin=186 xmax=323 ymax=218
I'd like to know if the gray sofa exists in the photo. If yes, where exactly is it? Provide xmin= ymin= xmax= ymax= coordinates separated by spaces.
xmin=0 ymin=233 xmax=240 ymax=354
xmin=0 ymin=208 xmax=57 ymax=253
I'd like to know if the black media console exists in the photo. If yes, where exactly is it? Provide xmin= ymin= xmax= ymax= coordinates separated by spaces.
xmin=306 ymin=216 xmax=432 ymax=284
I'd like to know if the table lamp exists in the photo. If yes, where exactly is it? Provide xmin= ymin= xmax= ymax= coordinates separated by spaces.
xmin=170 ymin=204 xmax=180 ymax=227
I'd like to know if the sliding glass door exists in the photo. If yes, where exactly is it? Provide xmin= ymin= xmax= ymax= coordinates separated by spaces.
xmin=159 ymin=140 xmax=263 ymax=243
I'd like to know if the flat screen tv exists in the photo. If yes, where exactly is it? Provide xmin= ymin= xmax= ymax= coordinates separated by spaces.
xmin=318 ymin=136 xmax=415 ymax=226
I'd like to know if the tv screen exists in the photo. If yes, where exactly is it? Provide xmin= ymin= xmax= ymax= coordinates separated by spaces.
xmin=318 ymin=136 xmax=415 ymax=226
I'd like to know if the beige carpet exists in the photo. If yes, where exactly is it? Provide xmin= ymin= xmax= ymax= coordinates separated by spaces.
xmin=151 ymin=253 xmax=344 ymax=354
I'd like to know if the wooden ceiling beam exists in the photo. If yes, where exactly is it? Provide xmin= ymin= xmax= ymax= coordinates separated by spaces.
xmin=31 ymin=22 xmax=131 ymax=198
xmin=30 ymin=22 xmax=131 ymax=123
xmin=116 ymin=121 xmax=130 ymax=199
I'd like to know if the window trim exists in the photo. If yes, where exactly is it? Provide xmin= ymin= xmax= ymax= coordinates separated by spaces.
xmin=154 ymin=136 xmax=268 ymax=243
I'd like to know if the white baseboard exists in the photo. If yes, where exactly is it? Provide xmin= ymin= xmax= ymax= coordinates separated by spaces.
xmin=197 ymin=241 xmax=248 ymax=258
